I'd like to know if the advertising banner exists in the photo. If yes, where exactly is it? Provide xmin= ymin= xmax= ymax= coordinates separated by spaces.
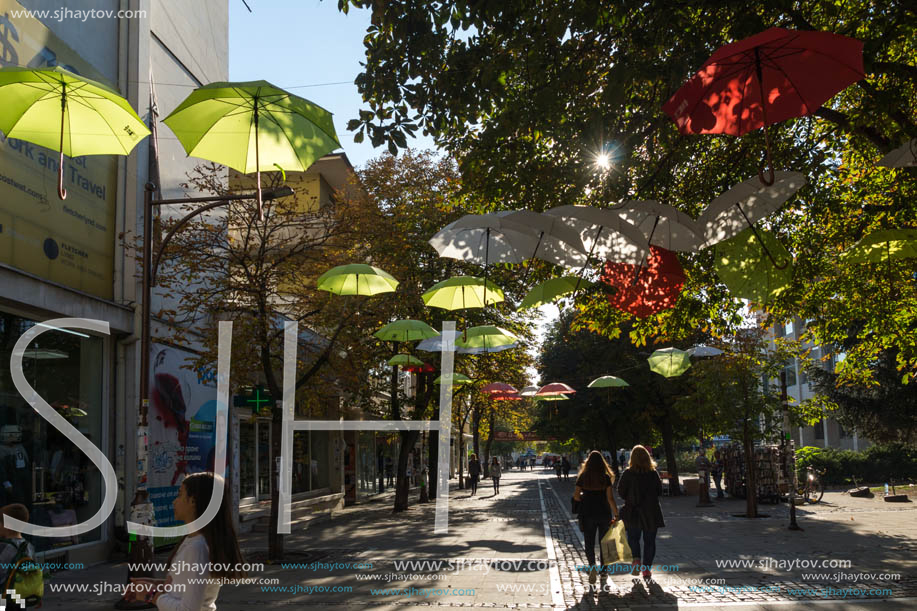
xmin=147 ymin=343 xmax=221 ymax=532
xmin=0 ymin=1 xmax=118 ymax=299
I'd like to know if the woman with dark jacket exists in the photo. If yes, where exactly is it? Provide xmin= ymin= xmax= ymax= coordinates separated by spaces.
xmin=617 ymin=445 xmax=665 ymax=581
xmin=573 ymin=451 xmax=620 ymax=584
xmin=468 ymin=454 xmax=482 ymax=496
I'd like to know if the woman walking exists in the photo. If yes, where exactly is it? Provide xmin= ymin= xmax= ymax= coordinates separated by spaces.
xmin=490 ymin=456 xmax=502 ymax=494
xmin=468 ymin=454 xmax=482 ymax=496
xmin=125 ymin=472 xmax=245 ymax=609
xmin=617 ymin=445 xmax=665 ymax=581
xmin=573 ymin=451 xmax=619 ymax=584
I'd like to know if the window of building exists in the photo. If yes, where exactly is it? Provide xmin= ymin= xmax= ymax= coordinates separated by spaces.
xmin=784 ymin=360 xmax=797 ymax=387
xmin=0 ymin=313 xmax=104 ymax=551
xmin=814 ymin=419 xmax=825 ymax=440
xmin=785 ymin=320 xmax=794 ymax=337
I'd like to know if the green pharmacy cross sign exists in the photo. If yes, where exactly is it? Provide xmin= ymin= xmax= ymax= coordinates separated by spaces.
xmin=233 ymin=385 xmax=274 ymax=415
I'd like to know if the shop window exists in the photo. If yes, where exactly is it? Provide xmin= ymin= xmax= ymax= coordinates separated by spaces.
xmin=292 ymin=431 xmax=310 ymax=494
xmin=0 ymin=313 xmax=104 ymax=551
xmin=311 ymin=431 xmax=329 ymax=490
xmin=239 ymin=420 xmax=255 ymax=500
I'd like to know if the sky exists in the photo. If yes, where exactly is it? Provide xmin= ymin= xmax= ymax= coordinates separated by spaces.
xmin=229 ymin=0 xmax=435 ymax=168
xmin=230 ymin=0 xmax=556 ymax=385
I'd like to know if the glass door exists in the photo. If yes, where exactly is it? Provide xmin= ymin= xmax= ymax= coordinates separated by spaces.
xmin=256 ymin=420 xmax=271 ymax=499
xmin=239 ymin=420 xmax=255 ymax=502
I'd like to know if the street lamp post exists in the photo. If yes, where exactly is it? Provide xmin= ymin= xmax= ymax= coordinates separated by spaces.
xmin=780 ymin=370 xmax=802 ymax=531
xmin=119 ymin=182 xmax=292 ymax=609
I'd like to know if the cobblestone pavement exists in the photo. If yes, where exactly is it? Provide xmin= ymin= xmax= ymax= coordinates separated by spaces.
xmin=39 ymin=469 xmax=916 ymax=610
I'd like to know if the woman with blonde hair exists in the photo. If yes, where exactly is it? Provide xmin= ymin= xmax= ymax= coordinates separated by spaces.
xmin=573 ymin=451 xmax=619 ymax=584
xmin=616 ymin=445 xmax=665 ymax=581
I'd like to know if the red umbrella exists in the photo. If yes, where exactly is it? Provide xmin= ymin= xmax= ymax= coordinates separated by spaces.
xmin=663 ymin=27 xmax=863 ymax=184
xmin=601 ymin=246 xmax=685 ymax=318
xmin=536 ymin=382 xmax=576 ymax=396
xmin=490 ymin=391 xmax=522 ymax=401
xmin=482 ymin=382 xmax=518 ymax=394
xmin=403 ymin=362 xmax=436 ymax=373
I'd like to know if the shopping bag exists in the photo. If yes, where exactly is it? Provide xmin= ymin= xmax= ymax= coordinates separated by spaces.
xmin=601 ymin=521 xmax=633 ymax=566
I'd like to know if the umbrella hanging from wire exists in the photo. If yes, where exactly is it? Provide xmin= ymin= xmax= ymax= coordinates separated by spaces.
xmin=434 ymin=372 xmax=473 ymax=385
xmin=699 ymin=171 xmax=806 ymax=267
xmin=663 ymin=27 xmax=864 ymax=185
xmin=519 ymin=385 xmax=540 ymax=397
xmin=482 ymin=382 xmax=519 ymax=395
xmin=616 ymin=201 xmax=704 ymax=253
xmin=422 ymin=276 xmax=504 ymax=310
xmin=317 ymin=264 xmax=399 ymax=296
xmin=841 ymin=228 xmax=917 ymax=265
xmin=0 ymin=66 xmax=150 ymax=200
xmin=687 ymin=345 xmax=725 ymax=358
xmin=715 ymin=227 xmax=793 ymax=304
xmin=163 ymin=80 xmax=340 ymax=219
xmin=416 ymin=330 xmax=519 ymax=354
xmin=455 ymin=326 xmax=520 ymax=351
xmin=387 ymin=354 xmax=424 ymax=367
xmin=374 ymin=319 xmax=440 ymax=342
xmin=648 ymin=348 xmax=691 ymax=378
xmin=601 ymin=246 xmax=686 ymax=318
xmin=878 ymin=139 xmax=917 ymax=168
xmin=498 ymin=210 xmax=590 ymax=283
xmin=536 ymin=382 xmax=576 ymax=397
xmin=588 ymin=376 xmax=630 ymax=388
xmin=519 ymin=277 xmax=593 ymax=310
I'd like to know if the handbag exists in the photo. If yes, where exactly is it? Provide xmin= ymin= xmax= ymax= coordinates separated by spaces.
xmin=601 ymin=521 xmax=633 ymax=566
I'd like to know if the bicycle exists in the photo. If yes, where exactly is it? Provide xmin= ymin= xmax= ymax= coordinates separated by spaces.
xmin=797 ymin=466 xmax=825 ymax=503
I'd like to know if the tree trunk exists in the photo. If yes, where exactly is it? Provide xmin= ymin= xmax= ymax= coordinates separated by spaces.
xmin=394 ymin=430 xmax=419 ymax=511
xmin=659 ymin=408 xmax=681 ymax=496
xmin=744 ymin=415 xmax=758 ymax=518
xmin=472 ymin=404 xmax=481 ymax=458
xmin=483 ymin=408 xmax=495 ymax=478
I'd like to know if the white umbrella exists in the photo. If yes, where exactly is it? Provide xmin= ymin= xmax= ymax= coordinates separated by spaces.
xmin=415 ymin=330 xmax=518 ymax=354
xmin=500 ymin=210 xmax=590 ymax=269
xmin=699 ymin=172 xmax=806 ymax=247
xmin=428 ymin=212 xmax=541 ymax=265
xmin=545 ymin=205 xmax=649 ymax=265
xmin=615 ymin=200 xmax=705 ymax=253
xmin=877 ymin=138 xmax=917 ymax=168
xmin=686 ymin=345 xmax=724 ymax=357
xmin=519 ymin=385 xmax=540 ymax=396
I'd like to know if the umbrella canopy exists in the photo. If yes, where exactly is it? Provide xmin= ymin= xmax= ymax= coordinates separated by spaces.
xmin=422 ymin=276 xmax=504 ymax=310
xmin=374 ymin=319 xmax=440 ymax=343
xmin=534 ymin=394 xmax=570 ymax=401
xmin=482 ymin=382 xmax=518 ymax=394
xmin=687 ymin=345 xmax=725 ymax=358
xmin=841 ymin=228 xmax=917 ymax=264
xmin=616 ymin=201 xmax=705 ymax=253
xmin=0 ymin=66 xmax=150 ymax=199
xmin=498 ymin=210 xmax=590 ymax=268
xmin=387 ymin=354 xmax=424 ymax=367
xmin=700 ymin=172 xmax=807 ymax=247
xmin=601 ymin=246 xmax=685 ymax=318
xmin=663 ymin=28 xmax=863 ymax=184
xmin=715 ymin=228 xmax=793 ymax=304
xmin=519 ymin=385 xmax=540 ymax=396
xmin=433 ymin=373 xmax=473 ymax=385
xmin=648 ymin=348 xmax=691 ymax=378
xmin=317 ymin=264 xmax=398 ymax=296
xmin=588 ymin=376 xmax=630 ymax=388
xmin=536 ymin=382 xmax=576 ymax=396
xmin=416 ymin=330 xmax=519 ymax=354
xmin=455 ymin=326 xmax=520 ymax=350
xmin=519 ymin=277 xmax=593 ymax=310
xmin=490 ymin=392 xmax=523 ymax=401
xmin=429 ymin=212 xmax=542 ymax=265
xmin=878 ymin=139 xmax=917 ymax=168
xmin=545 ymin=205 xmax=649 ymax=265
xmin=163 ymin=80 xmax=340 ymax=218
xmin=404 ymin=362 xmax=436 ymax=373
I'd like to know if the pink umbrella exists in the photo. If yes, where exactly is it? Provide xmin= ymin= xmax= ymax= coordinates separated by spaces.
xmin=490 ymin=392 xmax=523 ymax=401
xmin=483 ymin=382 xmax=518 ymax=394
xmin=536 ymin=383 xmax=576 ymax=396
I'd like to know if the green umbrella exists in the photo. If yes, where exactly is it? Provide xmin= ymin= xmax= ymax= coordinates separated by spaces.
xmin=588 ymin=376 xmax=630 ymax=388
xmin=422 ymin=276 xmax=504 ymax=310
xmin=715 ymin=228 xmax=792 ymax=304
xmin=455 ymin=325 xmax=519 ymax=350
xmin=317 ymin=264 xmax=398 ymax=296
xmin=433 ymin=373 xmax=473 ymax=385
xmin=387 ymin=354 xmax=424 ymax=367
xmin=519 ymin=276 xmax=593 ymax=310
xmin=842 ymin=228 xmax=917 ymax=264
xmin=374 ymin=320 xmax=440 ymax=342
xmin=163 ymin=80 xmax=340 ymax=219
xmin=0 ymin=66 xmax=150 ymax=200
xmin=534 ymin=394 xmax=570 ymax=401
xmin=648 ymin=348 xmax=691 ymax=378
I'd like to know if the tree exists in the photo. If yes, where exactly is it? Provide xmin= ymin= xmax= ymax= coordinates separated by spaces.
xmin=808 ymin=348 xmax=917 ymax=445
xmin=339 ymin=0 xmax=917 ymax=384
xmin=151 ymin=163 xmax=376 ymax=561
xmin=676 ymin=328 xmax=800 ymax=517
xmin=337 ymin=151 xmax=538 ymax=511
